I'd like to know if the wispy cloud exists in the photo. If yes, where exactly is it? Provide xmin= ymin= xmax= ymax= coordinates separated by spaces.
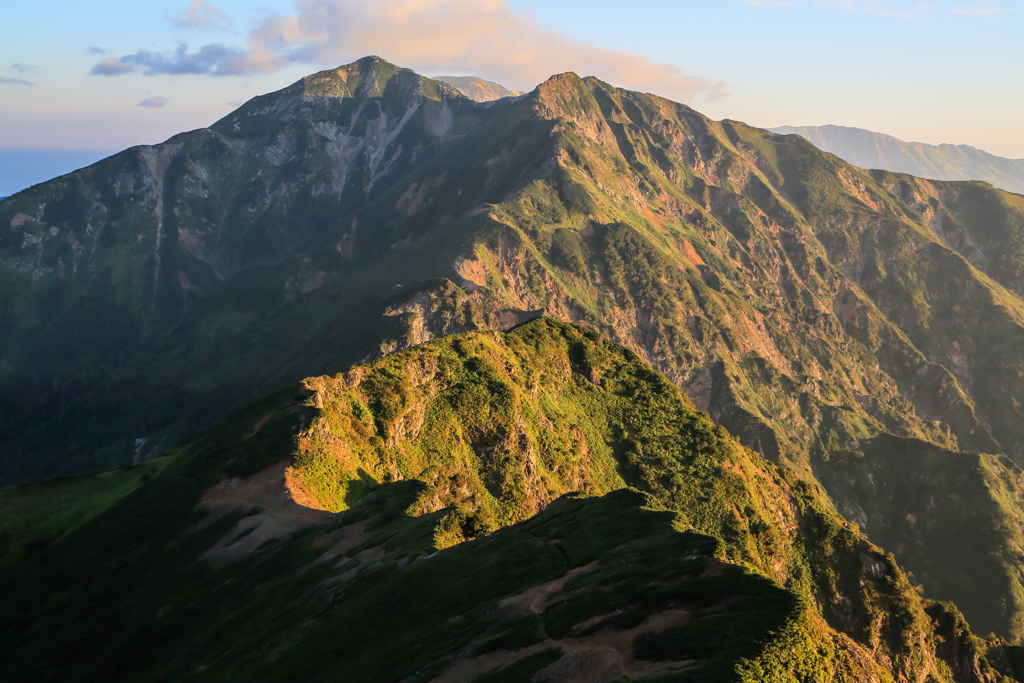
xmin=86 ymin=46 xmax=107 ymax=55
xmin=138 ymin=95 xmax=169 ymax=108
xmin=10 ymin=63 xmax=40 ymax=74
xmin=168 ymin=1 xmax=233 ymax=30
xmin=0 ymin=76 xmax=34 ymax=86
xmin=88 ymin=0 xmax=725 ymax=103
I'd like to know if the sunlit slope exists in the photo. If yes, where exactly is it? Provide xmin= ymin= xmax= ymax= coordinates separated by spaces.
xmin=0 ymin=320 xmax=999 ymax=682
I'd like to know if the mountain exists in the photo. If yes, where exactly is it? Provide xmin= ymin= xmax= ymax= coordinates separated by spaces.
xmin=5 ymin=56 xmax=1024 ymax=641
xmin=0 ymin=320 xmax=1005 ymax=682
xmin=434 ymin=75 xmax=523 ymax=101
xmin=770 ymin=124 xmax=1024 ymax=195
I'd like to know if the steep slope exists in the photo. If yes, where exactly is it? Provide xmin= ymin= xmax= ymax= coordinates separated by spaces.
xmin=421 ymin=75 xmax=1024 ymax=638
xmin=434 ymin=75 xmax=524 ymax=101
xmin=0 ymin=56 xmax=552 ymax=482
xmin=770 ymin=124 xmax=1024 ymax=195
xmin=0 ymin=320 xmax=1001 ymax=682
xmin=5 ymin=57 xmax=1024 ymax=640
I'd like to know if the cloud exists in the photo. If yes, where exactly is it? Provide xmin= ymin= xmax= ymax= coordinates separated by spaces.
xmin=10 ymin=63 xmax=40 ymax=74
xmin=168 ymin=1 xmax=233 ymax=29
xmin=0 ymin=76 xmax=34 ymax=86
xmin=91 ymin=44 xmax=285 ymax=76
xmin=88 ymin=0 xmax=725 ymax=103
xmin=91 ymin=58 xmax=135 ymax=75
xmin=86 ymin=46 xmax=107 ymax=55
xmin=138 ymin=96 xmax=169 ymax=108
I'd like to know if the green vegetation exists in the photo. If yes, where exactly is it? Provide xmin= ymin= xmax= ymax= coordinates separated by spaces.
xmin=284 ymin=320 xmax=991 ymax=680
xmin=0 ymin=458 xmax=168 ymax=570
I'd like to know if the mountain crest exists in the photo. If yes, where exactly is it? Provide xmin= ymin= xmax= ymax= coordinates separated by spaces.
xmin=301 ymin=56 xmax=463 ymax=102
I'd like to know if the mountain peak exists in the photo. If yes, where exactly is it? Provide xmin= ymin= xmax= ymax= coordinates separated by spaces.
xmin=432 ymin=75 xmax=523 ymax=102
xmin=532 ymin=71 xmax=599 ymax=115
xmin=296 ymin=55 xmax=460 ymax=102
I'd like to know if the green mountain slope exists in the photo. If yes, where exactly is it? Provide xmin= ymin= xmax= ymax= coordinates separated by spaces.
xmin=5 ymin=56 xmax=1024 ymax=640
xmin=0 ymin=320 xmax=1002 ymax=682
xmin=0 ymin=458 xmax=167 ymax=570
xmin=770 ymin=124 xmax=1024 ymax=195
xmin=434 ymin=75 xmax=524 ymax=101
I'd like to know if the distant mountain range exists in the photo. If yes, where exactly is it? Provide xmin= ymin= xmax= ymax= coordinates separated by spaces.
xmin=433 ymin=75 xmax=523 ymax=102
xmin=771 ymin=124 xmax=1024 ymax=194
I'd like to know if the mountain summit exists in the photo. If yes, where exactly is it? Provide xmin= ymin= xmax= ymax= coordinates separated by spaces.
xmin=4 ymin=56 xmax=1024 ymax=643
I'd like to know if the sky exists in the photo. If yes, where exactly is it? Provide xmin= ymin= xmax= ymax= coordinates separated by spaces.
xmin=1 ymin=0 xmax=1022 ymax=163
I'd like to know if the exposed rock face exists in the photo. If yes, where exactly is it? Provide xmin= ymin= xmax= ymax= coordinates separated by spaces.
xmin=5 ymin=57 xmax=1024 ymax=640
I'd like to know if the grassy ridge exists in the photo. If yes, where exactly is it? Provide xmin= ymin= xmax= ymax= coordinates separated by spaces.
xmin=0 ymin=458 xmax=167 ymax=570
xmin=0 ymin=319 xmax=997 ymax=682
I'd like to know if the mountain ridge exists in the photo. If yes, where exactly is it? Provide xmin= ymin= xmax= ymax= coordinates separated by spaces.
xmin=770 ymin=124 xmax=1024 ymax=195
xmin=0 ymin=318 xmax=1006 ymax=682
xmin=4 ymin=55 xmax=1024 ymax=641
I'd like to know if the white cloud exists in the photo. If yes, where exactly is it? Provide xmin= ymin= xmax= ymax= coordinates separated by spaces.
xmin=89 ymin=0 xmax=725 ymax=103
xmin=138 ymin=96 xmax=169 ymax=108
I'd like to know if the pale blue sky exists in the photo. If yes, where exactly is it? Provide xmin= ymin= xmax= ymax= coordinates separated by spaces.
xmin=1 ymin=0 xmax=1022 ymax=158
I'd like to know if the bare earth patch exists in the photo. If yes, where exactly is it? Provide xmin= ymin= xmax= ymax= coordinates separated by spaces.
xmin=196 ymin=460 xmax=332 ymax=569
